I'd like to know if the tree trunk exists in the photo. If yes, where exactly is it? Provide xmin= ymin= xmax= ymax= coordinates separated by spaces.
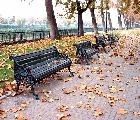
xmin=129 ymin=19 xmax=132 ymax=29
xmin=125 ymin=19 xmax=129 ymax=29
xmin=101 ymin=0 xmax=105 ymax=32
xmin=107 ymin=11 xmax=113 ymax=30
xmin=122 ymin=14 xmax=128 ymax=29
xmin=131 ymin=17 xmax=135 ymax=28
xmin=76 ymin=0 xmax=92 ymax=36
xmin=90 ymin=8 xmax=98 ymax=34
xmin=117 ymin=9 xmax=123 ymax=30
xmin=45 ymin=0 xmax=59 ymax=40
xmin=78 ymin=11 xmax=84 ymax=36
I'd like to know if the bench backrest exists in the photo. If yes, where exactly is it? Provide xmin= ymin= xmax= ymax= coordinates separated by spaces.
xmin=10 ymin=46 xmax=60 ymax=66
xmin=74 ymin=41 xmax=92 ymax=49
xmin=108 ymin=34 xmax=119 ymax=41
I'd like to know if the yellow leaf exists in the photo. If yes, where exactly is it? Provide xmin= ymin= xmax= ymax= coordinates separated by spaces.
xmin=93 ymin=108 xmax=103 ymax=117
xmin=15 ymin=113 xmax=28 ymax=120
xmin=133 ymin=111 xmax=140 ymax=116
xmin=57 ymin=105 xmax=69 ymax=112
xmin=0 ymin=109 xmax=7 ymax=119
xmin=117 ymin=108 xmax=128 ymax=115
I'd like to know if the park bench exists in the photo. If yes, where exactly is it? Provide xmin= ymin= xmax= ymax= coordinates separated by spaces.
xmin=73 ymin=41 xmax=100 ymax=64
xmin=94 ymin=35 xmax=107 ymax=53
xmin=106 ymin=34 xmax=119 ymax=48
xmin=10 ymin=46 xmax=74 ymax=100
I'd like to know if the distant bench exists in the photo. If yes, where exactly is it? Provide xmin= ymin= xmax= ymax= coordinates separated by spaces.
xmin=73 ymin=41 xmax=100 ymax=64
xmin=10 ymin=46 xmax=74 ymax=100
xmin=94 ymin=34 xmax=119 ymax=52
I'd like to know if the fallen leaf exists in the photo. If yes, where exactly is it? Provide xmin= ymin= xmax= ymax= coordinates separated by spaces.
xmin=15 ymin=113 xmax=28 ymax=120
xmin=77 ymin=83 xmax=87 ymax=90
xmin=41 ymin=96 xmax=48 ymax=102
xmin=88 ymin=95 xmax=95 ymax=100
xmin=93 ymin=108 xmax=103 ymax=117
xmin=63 ymin=88 xmax=76 ymax=94
xmin=57 ymin=105 xmax=69 ymax=112
xmin=78 ymin=75 xmax=82 ymax=79
xmin=11 ymin=106 xmax=22 ymax=113
xmin=132 ymin=76 xmax=139 ymax=81
xmin=20 ymin=101 xmax=28 ymax=110
xmin=117 ymin=108 xmax=128 ymax=115
xmin=105 ymin=61 xmax=113 ymax=66
xmin=11 ymin=90 xmax=17 ymax=96
xmin=108 ymin=85 xmax=118 ymax=93
xmin=133 ymin=111 xmax=140 ymax=116
xmin=57 ymin=113 xmax=71 ymax=120
xmin=76 ymin=101 xmax=84 ymax=108
xmin=97 ymin=76 xmax=105 ymax=81
xmin=0 ymin=88 xmax=4 ymax=97
xmin=4 ymin=82 xmax=13 ymax=91
xmin=64 ymin=77 xmax=73 ymax=82
xmin=84 ymin=103 xmax=91 ymax=110
xmin=48 ymin=98 xmax=54 ymax=103
xmin=0 ymin=109 xmax=7 ymax=119
xmin=42 ymin=79 xmax=50 ymax=84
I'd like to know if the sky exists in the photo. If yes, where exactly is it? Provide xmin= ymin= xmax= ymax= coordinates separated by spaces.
xmin=0 ymin=0 xmax=46 ymax=18
xmin=0 ymin=0 xmax=120 ymax=28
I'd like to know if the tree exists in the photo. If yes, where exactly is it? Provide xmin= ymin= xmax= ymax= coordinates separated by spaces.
xmin=117 ymin=9 xmax=123 ymax=29
xmin=99 ymin=0 xmax=113 ymax=32
xmin=45 ymin=0 xmax=59 ymax=39
xmin=56 ymin=0 xmax=92 ymax=36
xmin=89 ymin=0 xmax=98 ymax=34
xmin=0 ymin=15 xmax=4 ymax=24
xmin=107 ymin=11 xmax=113 ymax=30
xmin=115 ymin=0 xmax=140 ymax=29
xmin=22 ymin=0 xmax=59 ymax=39
xmin=100 ymin=0 xmax=106 ymax=32
xmin=107 ymin=0 xmax=113 ymax=30
xmin=76 ymin=0 xmax=92 ymax=35
xmin=16 ymin=18 xmax=26 ymax=27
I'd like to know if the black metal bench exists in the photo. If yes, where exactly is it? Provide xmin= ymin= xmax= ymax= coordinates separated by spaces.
xmin=94 ymin=35 xmax=107 ymax=53
xmin=106 ymin=34 xmax=119 ymax=48
xmin=73 ymin=41 xmax=100 ymax=64
xmin=10 ymin=46 xmax=74 ymax=100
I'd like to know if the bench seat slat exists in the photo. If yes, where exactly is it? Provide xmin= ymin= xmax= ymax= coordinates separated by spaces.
xmin=13 ymin=46 xmax=58 ymax=62
xmin=31 ymin=58 xmax=71 ymax=79
xmin=74 ymin=41 xmax=100 ymax=64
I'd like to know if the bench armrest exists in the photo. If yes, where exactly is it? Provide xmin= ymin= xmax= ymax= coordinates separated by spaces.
xmin=11 ymin=60 xmax=32 ymax=77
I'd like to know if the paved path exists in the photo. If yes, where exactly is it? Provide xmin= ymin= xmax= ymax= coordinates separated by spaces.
xmin=1 ymin=36 xmax=140 ymax=120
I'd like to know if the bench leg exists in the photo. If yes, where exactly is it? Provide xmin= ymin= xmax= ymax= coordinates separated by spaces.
xmin=85 ymin=57 xmax=90 ymax=65
xmin=14 ymin=74 xmax=21 ymax=92
xmin=16 ymin=81 xmax=20 ymax=92
xmin=68 ymin=66 xmax=74 ymax=77
xmin=31 ymin=84 xmax=39 ymax=100
xmin=110 ymin=43 xmax=114 ymax=49
xmin=96 ymin=53 xmax=100 ymax=58
xmin=28 ymin=76 xmax=39 ymax=100
xmin=103 ymin=46 xmax=107 ymax=53
xmin=95 ymin=49 xmax=100 ymax=58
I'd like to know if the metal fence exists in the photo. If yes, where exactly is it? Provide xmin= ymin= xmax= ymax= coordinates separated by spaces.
xmin=0 ymin=29 xmax=81 ymax=45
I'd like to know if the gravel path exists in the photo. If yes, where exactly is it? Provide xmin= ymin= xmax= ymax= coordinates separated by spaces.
xmin=1 ymin=38 xmax=140 ymax=120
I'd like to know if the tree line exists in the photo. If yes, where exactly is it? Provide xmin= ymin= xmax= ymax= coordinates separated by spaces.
xmin=35 ymin=0 xmax=140 ymax=39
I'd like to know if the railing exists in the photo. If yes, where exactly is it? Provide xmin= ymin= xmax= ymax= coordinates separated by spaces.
xmin=0 ymin=29 xmax=80 ymax=45
xmin=0 ymin=31 xmax=50 ymax=44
